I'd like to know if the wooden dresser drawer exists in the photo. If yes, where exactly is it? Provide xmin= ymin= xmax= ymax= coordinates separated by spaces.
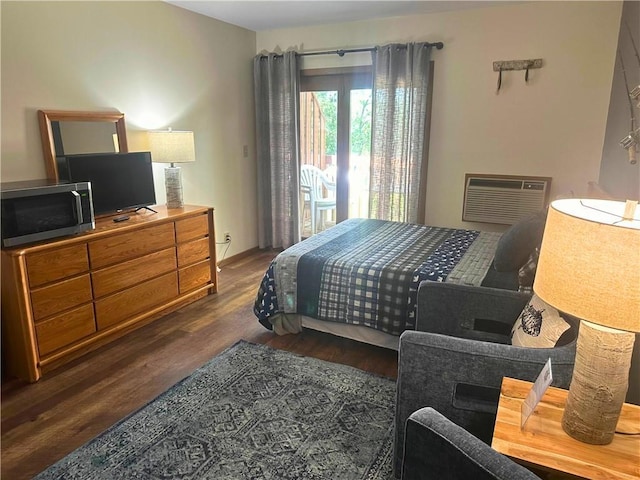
xmin=179 ymin=260 xmax=212 ymax=294
xmin=27 ymin=244 xmax=89 ymax=287
xmin=30 ymin=274 xmax=93 ymax=321
xmin=95 ymin=272 xmax=178 ymax=330
xmin=36 ymin=304 xmax=96 ymax=356
xmin=177 ymin=237 xmax=210 ymax=268
xmin=175 ymin=214 xmax=209 ymax=243
xmin=89 ymin=223 xmax=175 ymax=269
xmin=92 ymin=248 xmax=177 ymax=298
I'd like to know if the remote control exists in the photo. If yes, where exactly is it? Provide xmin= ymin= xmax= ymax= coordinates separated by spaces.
xmin=113 ymin=215 xmax=130 ymax=223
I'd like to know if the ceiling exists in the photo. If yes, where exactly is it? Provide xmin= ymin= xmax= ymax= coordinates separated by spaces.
xmin=166 ymin=1 xmax=510 ymax=32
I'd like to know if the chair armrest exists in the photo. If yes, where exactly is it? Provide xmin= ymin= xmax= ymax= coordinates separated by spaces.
xmin=401 ymin=407 xmax=540 ymax=480
xmin=393 ymin=330 xmax=575 ymax=477
xmin=416 ymin=282 xmax=532 ymax=343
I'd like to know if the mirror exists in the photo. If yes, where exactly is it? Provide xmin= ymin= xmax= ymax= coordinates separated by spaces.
xmin=38 ymin=110 xmax=129 ymax=181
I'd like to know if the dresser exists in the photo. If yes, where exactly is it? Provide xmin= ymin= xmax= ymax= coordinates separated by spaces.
xmin=1 ymin=205 xmax=217 ymax=382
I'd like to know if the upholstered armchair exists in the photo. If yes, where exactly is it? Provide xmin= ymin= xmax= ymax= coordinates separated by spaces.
xmin=401 ymin=407 xmax=540 ymax=479
xmin=393 ymin=281 xmax=578 ymax=478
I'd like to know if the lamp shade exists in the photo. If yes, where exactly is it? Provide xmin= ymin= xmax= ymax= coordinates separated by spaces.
xmin=148 ymin=130 xmax=195 ymax=164
xmin=533 ymin=198 xmax=640 ymax=333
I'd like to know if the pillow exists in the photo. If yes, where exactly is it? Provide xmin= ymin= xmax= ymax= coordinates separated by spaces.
xmin=493 ymin=210 xmax=547 ymax=272
xmin=511 ymin=294 xmax=571 ymax=348
xmin=517 ymin=247 xmax=539 ymax=294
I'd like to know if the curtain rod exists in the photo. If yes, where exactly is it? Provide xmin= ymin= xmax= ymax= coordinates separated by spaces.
xmin=299 ymin=42 xmax=444 ymax=57
xmin=260 ymin=42 xmax=444 ymax=59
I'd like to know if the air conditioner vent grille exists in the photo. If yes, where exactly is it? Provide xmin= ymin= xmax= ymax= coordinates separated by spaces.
xmin=463 ymin=174 xmax=551 ymax=225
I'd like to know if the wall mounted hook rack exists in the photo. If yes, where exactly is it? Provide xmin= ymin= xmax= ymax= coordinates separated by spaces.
xmin=493 ymin=59 xmax=543 ymax=72
xmin=494 ymin=59 xmax=543 ymax=92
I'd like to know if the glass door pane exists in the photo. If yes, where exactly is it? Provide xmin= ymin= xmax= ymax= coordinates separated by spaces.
xmin=348 ymin=88 xmax=372 ymax=219
xmin=299 ymin=90 xmax=337 ymax=237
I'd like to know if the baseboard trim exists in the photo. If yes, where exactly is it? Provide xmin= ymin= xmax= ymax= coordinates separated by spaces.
xmin=218 ymin=247 xmax=261 ymax=267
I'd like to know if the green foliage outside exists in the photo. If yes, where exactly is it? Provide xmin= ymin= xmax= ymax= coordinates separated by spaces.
xmin=314 ymin=90 xmax=371 ymax=156
xmin=350 ymin=90 xmax=371 ymax=156
xmin=314 ymin=91 xmax=338 ymax=155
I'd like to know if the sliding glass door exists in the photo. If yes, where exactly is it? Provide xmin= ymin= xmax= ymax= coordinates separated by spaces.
xmin=299 ymin=67 xmax=372 ymax=237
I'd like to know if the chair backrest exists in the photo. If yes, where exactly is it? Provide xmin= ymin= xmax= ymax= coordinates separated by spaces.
xmin=300 ymin=164 xmax=335 ymax=200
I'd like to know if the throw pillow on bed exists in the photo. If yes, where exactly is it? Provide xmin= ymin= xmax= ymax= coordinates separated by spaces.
xmin=511 ymin=294 xmax=571 ymax=348
xmin=493 ymin=210 xmax=547 ymax=272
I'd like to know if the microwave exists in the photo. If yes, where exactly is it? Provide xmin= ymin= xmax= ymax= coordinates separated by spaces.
xmin=1 ymin=180 xmax=95 ymax=247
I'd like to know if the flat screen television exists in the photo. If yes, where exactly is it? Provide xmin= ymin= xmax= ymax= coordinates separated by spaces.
xmin=58 ymin=152 xmax=156 ymax=215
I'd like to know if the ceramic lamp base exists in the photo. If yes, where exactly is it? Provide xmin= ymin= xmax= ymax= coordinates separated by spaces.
xmin=164 ymin=166 xmax=183 ymax=209
xmin=561 ymin=320 xmax=635 ymax=444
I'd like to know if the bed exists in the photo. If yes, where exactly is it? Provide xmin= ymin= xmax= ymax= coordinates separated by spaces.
xmin=253 ymin=218 xmax=519 ymax=349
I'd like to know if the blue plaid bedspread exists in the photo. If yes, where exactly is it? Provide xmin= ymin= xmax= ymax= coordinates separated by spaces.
xmin=254 ymin=219 xmax=500 ymax=336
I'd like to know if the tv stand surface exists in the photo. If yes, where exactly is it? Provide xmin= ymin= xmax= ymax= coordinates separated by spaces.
xmin=134 ymin=205 xmax=158 ymax=214
xmin=1 ymin=205 xmax=217 ymax=382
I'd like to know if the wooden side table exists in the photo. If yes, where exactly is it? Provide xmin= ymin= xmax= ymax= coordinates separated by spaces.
xmin=492 ymin=377 xmax=640 ymax=480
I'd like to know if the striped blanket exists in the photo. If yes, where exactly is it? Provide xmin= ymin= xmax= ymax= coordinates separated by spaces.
xmin=254 ymin=219 xmax=502 ymax=336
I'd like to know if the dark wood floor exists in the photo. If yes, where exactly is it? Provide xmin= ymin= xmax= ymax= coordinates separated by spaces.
xmin=1 ymin=248 xmax=398 ymax=480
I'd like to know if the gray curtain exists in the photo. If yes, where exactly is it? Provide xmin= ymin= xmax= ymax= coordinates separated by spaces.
xmin=254 ymin=51 xmax=301 ymax=249
xmin=369 ymin=43 xmax=433 ymax=223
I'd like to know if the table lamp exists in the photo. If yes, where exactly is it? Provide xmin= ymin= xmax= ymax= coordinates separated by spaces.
xmin=534 ymin=198 xmax=640 ymax=445
xmin=148 ymin=129 xmax=195 ymax=209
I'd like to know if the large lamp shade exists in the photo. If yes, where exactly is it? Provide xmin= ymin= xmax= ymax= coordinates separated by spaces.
xmin=148 ymin=130 xmax=195 ymax=165
xmin=534 ymin=199 xmax=640 ymax=333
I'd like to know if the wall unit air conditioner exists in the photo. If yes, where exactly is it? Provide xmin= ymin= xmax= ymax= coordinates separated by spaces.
xmin=462 ymin=174 xmax=552 ymax=225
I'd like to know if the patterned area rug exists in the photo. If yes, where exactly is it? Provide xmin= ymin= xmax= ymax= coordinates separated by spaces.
xmin=35 ymin=341 xmax=395 ymax=479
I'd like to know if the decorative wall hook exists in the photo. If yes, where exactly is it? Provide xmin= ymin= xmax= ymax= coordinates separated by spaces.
xmin=493 ymin=59 xmax=543 ymax=92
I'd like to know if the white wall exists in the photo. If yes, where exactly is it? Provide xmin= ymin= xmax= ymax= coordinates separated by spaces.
xmin=1 ymin=1 xmax=257 ymax=258
xmin=258 ymin=1 xmax=623 ymax=229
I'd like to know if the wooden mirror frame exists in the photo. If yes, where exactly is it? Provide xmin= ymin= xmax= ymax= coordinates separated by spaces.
xmin=38 ymin=110 xmax=129 ymax=181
